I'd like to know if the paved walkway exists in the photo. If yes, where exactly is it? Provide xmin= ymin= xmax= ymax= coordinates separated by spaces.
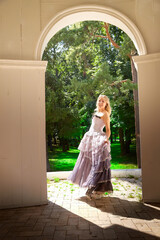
xmin=0 ymin=177 xmax=160 ymax=240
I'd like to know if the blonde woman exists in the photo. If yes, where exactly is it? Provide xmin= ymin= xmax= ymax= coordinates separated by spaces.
xmin=68 ymin=95 xmax=113 ymax=199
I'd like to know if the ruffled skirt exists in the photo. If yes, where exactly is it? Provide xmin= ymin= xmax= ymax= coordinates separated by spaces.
xmin=68 ymin=130 xmax=113 ymax=193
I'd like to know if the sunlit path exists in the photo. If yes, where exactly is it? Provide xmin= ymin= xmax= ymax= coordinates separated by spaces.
xmin=0 ymin=177 xmax=160 ymax=239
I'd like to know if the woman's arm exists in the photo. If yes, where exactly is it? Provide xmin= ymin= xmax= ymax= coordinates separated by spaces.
xmin=102 ymin=111 xmax=111 ymax=142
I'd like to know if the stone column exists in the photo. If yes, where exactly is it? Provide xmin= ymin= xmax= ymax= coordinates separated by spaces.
xmin=0 ymin=59 xmax=48 ymax=208
xmin=133 ymin=53 xmax=160 ymax=202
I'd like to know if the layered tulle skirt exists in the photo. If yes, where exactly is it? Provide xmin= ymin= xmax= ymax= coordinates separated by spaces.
xmin=68 ymin=130 xmax=113 ymax=193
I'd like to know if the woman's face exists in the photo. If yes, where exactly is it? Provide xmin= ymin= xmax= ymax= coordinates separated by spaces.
xmin=97 ymin=97 xmax=107 ymax=111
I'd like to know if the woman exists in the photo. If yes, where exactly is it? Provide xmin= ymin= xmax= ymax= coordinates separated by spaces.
xmin=68 ymin=94 xmax=113 ymax=199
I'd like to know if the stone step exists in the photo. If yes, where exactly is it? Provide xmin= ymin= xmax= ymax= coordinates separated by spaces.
xmin=47 ymin=169 xmax=141 ymax=180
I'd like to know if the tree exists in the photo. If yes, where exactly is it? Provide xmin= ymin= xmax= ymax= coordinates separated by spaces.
xmin=42 ymin=21 xmax=138 ymax=163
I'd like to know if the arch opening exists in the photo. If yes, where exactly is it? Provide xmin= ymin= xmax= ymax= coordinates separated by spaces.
xmin=42 ymin=19 xmax=142 ymax=172
xmin=39 ymin=5 xmax=147 ymax=198
xmin=35 ymin=5 xmax=147 ymax=60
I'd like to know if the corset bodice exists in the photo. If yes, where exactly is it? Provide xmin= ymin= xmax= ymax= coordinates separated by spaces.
xmin=89 ymin=115 xmax=105 ymax=133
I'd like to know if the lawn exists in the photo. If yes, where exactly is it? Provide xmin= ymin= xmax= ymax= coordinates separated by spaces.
xmin=48 ymin=142 xmax=138 ymax=171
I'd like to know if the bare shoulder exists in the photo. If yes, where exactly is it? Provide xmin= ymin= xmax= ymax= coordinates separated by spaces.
xmin=102 ymin=111 xmax=110 ymax=120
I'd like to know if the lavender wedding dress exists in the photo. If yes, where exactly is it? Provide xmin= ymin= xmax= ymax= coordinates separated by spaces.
xmin=68 ymin=114 xmax=113 ymax=194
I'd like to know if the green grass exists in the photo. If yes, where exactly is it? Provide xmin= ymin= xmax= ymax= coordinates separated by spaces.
xmin=110 ymin=143 xmax=137 ymax=169
xmin=47 ymin=178 xmax=51 ymax=184
xmin=53 ymin=177 xmax=60 ymax=183
xmin=48 ymin=142 xmax=138 ymax=171
xmin=48 ymin=148 xmax=79 ymax=171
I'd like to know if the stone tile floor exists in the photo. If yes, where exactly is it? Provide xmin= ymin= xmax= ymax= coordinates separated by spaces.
xmin=0 ymin=177 xmax=160 ymax=240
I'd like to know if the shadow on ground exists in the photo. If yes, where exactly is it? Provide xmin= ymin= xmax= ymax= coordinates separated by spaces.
xmin=78 ymin=196 xmax=160 ymax=220
xmin=0 ymin=198 xmax=160 ymax=239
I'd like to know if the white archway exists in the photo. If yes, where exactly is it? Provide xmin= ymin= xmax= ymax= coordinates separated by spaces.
xmin=35 ymin=5 xmax=147 ymax=60
xmin=35 ymin=5 xmax=160 ymax=203
xmin=1 ymin=2 xmax=160 ymax=208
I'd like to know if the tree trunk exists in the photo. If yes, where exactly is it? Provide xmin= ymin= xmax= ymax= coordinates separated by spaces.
xmin=66 ymin=139 xmax=70 ymax=151
xmin=53 ymin=135 xmax=57 ymax=145
xmin=119 ymin=127 xmax=125 ymax=155
xmin=125 ymin=129 xmax=131 ymax=154
xmin=110 ymin=125 xmax=113 ymax=143
xmin=114 ymin=128 xmax=118 ymax=142
xmin=61 ymin=138 xmax=67 ymax=152
xmin=46 ymin=140 xmax=51 ymax=172
xmin=131 ymin=57 xmax=141 ymax=168
xmin=110 ymin=133 xmax=113 ymax=143
xmin=48 ymin=134 xmax=53 ymax=151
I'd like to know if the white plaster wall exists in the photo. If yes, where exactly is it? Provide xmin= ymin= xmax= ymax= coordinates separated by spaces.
xmin=0 ymin=0 xmax=160 ymax=60
xmin=0 ymin=0 xmax=41 ymax=60
xmin=0 ymin=60 xmax=48 ymax=208
xmin=40 ymin=0 xmax=160 ymax=54
xmin=133 ymin=53 xmax=160 ymax=202
xmin=0 ymin=0 xmax=160 ymax=205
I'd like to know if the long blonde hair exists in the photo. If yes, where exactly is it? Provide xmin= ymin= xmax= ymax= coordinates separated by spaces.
xmin=95 ymin=95 xmax=111 ymax=116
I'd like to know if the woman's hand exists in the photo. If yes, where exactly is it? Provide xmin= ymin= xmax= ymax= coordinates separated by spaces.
xmin=104 ymin=138 xmax=109 ymax=144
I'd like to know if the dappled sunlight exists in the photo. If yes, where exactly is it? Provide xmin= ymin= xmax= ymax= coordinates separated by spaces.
xmin=0 ymin=177 xmax=159 ymax=239
xmin=44 ymin=177 xmax=160 ymax=239
xmin=47 ymin=177 xmax=142 ymax=205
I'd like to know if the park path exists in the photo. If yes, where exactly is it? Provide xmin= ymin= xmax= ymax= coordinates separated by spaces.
xmin=0 ymin=177 xmax=160 ymax=240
